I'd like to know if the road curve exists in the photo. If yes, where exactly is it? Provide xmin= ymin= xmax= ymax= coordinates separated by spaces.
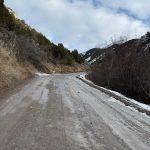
xmin=0 ymin=73 xmax=150 ymax=150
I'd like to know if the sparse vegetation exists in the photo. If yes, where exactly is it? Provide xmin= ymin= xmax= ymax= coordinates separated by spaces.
xmin=88 ymin=35 xmax=150 ymax=104
xmin=72 ymin=50 xmax=84 ymax=64
xmin=0 ymin=3 xmax=84 ymax=67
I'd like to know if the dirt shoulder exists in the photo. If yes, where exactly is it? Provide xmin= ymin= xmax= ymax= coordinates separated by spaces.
xmin=0 ymin=75 xmax=34 ymax=102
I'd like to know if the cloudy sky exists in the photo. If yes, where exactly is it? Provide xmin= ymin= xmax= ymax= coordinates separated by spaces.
xmin=5 ymin=0 xmax=150 ymax=52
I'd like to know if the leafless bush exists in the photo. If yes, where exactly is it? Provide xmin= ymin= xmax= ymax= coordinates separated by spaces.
xmin=89 ymin=40 xmax=150 ymax=104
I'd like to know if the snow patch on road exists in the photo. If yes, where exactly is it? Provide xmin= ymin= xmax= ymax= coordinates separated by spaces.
xmin=35 ymin=73 xmax=50 ymax=77
xmin=128 ymin=99 xmax=150 ymax=111
xmin=100 ymin=86 xmax=150 ymax=111
xmin=107 ymin=89 xmax=150 ymax=111
xmin=79 ymin=74 xmax=87 ymax=80
xmin=79 ymin=74 xmax=93 ymax=84
xmin=108 ymin=97 xmax=125 ymax=106
xmin=78 ymin=74 xmax=150 ymax=114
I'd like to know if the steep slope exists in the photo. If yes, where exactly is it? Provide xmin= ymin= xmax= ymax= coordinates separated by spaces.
xmin=0 ymin=1 xmax=85 ymax=90
xmin=84 ymin=33 xmax=150 ymax=104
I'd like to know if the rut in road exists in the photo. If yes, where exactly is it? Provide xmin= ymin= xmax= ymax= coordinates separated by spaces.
xmin=0 ymin=74 xmax=149 ymax=150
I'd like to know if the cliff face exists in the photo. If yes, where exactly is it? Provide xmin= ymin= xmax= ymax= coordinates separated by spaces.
xmin=0 ymin=3 xmax=85 ymax=90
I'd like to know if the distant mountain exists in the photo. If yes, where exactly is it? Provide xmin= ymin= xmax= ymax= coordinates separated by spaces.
xmin=84 ymin=33 xmax=150 ymax=65
xmin=83 ymin=48 xmax=110 ymax=64
xmin=84 ymin=32 xmax=150 ymax=104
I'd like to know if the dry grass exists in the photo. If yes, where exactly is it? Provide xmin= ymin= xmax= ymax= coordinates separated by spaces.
xmin=0 ymin=47 xmax=86 ymax=90
xmin=43 ymin=62 xmax=86 ymax=73
xmin=0 ymin=47 xmax=33 ymax=90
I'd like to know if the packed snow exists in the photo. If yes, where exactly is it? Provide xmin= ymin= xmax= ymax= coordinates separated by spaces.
xmin=35 ymin=73 xmax=50 ymax=77
xmin=78 ymin=74 xmax=150 ymax=113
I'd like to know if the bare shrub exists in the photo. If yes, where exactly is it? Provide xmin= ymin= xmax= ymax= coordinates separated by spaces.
xmin=89 ymin=39 xmax=150 ymax=104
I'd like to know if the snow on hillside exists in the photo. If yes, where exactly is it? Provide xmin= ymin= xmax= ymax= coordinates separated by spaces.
xmin=86 ymin=56 xmax=91 ymax=62
xmin=89 ymin=58 xmax=97 ymax=64
xmin=35 ymin=73 xmax=50 ymax=77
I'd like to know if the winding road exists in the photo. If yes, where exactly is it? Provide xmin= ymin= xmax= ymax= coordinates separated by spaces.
xmin=0 ymin=73 xmax=150 ymax=150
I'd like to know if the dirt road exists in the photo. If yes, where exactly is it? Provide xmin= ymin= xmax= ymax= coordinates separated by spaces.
xmin=0 ymin=73 xmax=150 ymax=150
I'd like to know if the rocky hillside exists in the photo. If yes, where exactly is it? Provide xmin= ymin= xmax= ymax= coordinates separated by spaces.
xmin=84 ymin=32 xmax=150 ymax=104
xmin=83 ymin=48 xmax=110 ymax=64
xmin=0 ymin=0 xmax=84 ymax=90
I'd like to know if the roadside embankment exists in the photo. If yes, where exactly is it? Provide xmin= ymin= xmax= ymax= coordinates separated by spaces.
xmin=77 ymin=74 xmax=150 ymax=116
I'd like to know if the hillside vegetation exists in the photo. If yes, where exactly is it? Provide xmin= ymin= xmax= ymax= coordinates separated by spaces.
xmin=0 ymin=0 xmax=84 ymax=90
xmin=86 ymin=33 xmax=150 ymax=104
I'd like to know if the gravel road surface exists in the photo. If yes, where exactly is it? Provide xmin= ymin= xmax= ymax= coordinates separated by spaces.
xmin=0 ymin=73 xmax=150 ymax=150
